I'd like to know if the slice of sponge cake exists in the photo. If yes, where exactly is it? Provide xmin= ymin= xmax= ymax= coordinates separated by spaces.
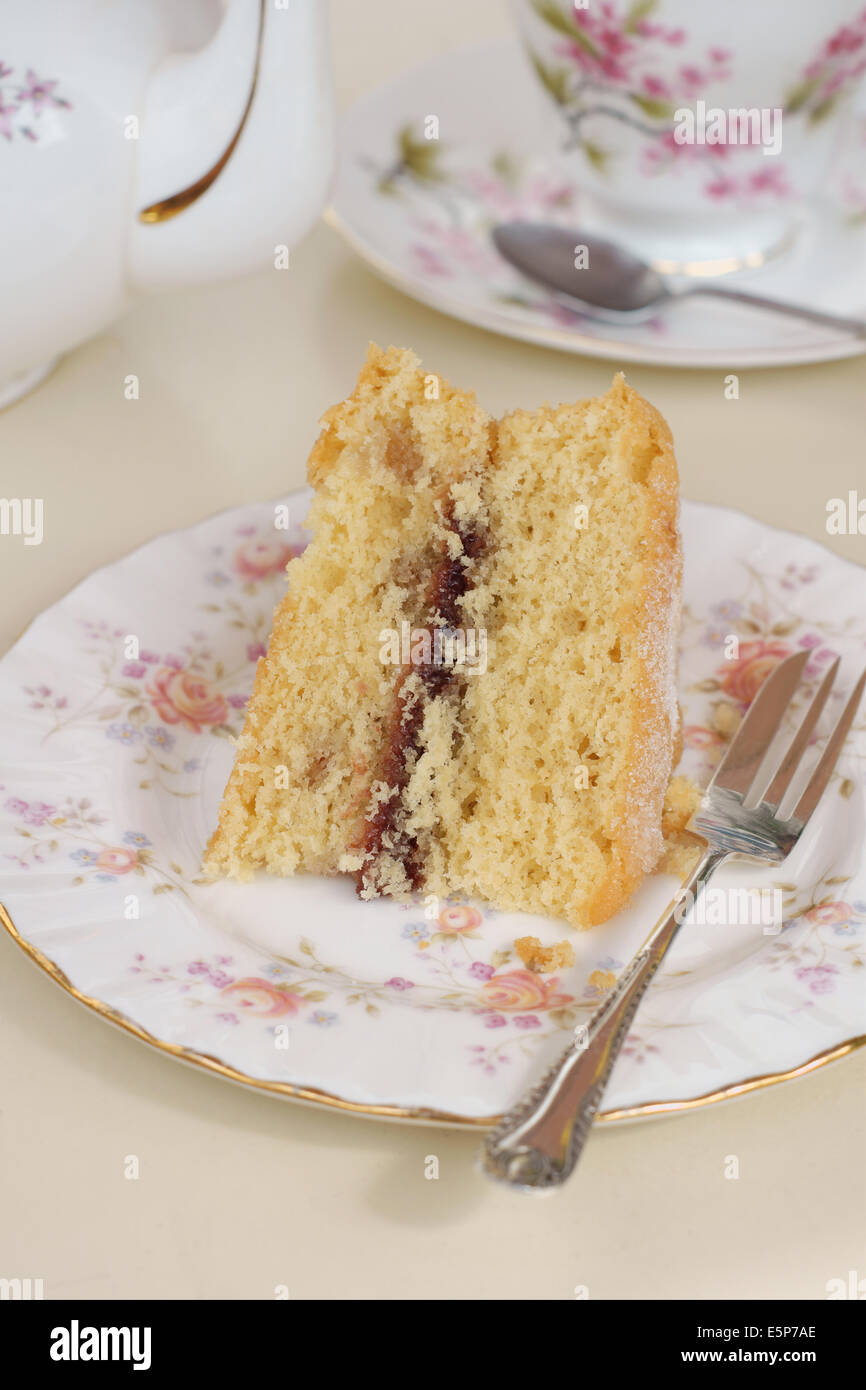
xmin=204 ymin=344 xmax=493 ymax=885
xmin=204 ymin=345 xmax=681 ymax=928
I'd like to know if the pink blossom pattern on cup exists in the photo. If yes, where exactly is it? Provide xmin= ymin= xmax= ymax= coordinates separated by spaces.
xmin=518 ymin=2 xmax=866 ymax=196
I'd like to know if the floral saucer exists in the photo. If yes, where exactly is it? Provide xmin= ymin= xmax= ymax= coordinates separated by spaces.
xmin=327 ymin=38 xmax=866 ymax=369
xmin=0 ymin=494 xmax=864 ymax=1126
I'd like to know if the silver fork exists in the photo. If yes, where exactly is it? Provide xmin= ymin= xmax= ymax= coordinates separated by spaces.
xmin=480 ymin=651 xmax=865 ymax=1192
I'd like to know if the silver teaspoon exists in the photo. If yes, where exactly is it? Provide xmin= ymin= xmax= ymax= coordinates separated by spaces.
xmin=492 ymin=222 xmax=866 ymax=336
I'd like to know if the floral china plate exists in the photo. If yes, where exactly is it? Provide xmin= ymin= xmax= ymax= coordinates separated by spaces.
xmin=327 ymin=38 xmax=866 ymax=370
xmin=1 ymin=493 xmax=864 ymax=1127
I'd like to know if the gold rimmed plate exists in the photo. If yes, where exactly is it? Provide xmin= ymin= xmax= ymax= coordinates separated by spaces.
xmin=1 ymin=492 xmax=864 ymax=1126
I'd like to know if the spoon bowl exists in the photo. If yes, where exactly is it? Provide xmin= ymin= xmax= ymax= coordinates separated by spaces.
xmin=491 ymin=221 xmax=866 ymax=338
xmin=492 ymin=223 xmax=670 ymax=320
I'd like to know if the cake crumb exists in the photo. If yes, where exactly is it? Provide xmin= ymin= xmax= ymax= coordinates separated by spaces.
xmin=662 ymin=775 xmax=701 ymax=836
xmin=712 ymin=701 xmax=741 ymax=738
xmin=659 ymin=775 xmax=703 ymax=876
xmin=514 ymin=936 xmax=575 ymax=973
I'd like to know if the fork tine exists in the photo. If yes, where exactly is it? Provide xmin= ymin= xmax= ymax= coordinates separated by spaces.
xmin=709 ymin=650 xmax=809 ymax=799
xmin=759 ymin=657 xmax=840 ymax=809
xmin=790 ymin=667 xmax=866 ymax=826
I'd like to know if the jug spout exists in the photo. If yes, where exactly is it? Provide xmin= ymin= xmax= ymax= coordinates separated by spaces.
xmin=129 ymin=0 xmax=334 ymax=290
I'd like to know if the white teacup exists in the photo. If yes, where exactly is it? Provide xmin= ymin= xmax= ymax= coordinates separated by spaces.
xmin=510 ymin=0 xmax=866 ymax=271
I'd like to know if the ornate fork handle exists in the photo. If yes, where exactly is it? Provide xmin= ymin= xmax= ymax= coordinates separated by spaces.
xmin=480 ymin=845 xmax=728 ymax=1191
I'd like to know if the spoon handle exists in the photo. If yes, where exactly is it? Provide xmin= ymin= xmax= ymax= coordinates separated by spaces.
xmin=685 ymin=283 xmax=866 ymax=337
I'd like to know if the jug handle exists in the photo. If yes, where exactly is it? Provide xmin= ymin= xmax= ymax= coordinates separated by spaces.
xmin=138 ymin=2 xmax=265 ymax=226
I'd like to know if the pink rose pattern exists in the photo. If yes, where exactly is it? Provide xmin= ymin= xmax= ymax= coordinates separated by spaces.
xmin=147 ymin=667 xmax=229 ymax=734
xmin=119 ymin=911 xmax=581 ymax=1058
xmin=233 ymin=537 xmax=302 ymax=580
xmin=717 ymin=638 xmax=794 ymax=705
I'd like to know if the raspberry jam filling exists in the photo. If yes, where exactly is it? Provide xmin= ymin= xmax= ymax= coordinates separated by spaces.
xmin=356 ymin=515 xmax=484 ymax=894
